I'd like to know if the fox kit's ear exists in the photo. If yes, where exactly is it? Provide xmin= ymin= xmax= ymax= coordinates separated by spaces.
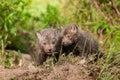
xmin=60 ymin=26 xmax=64 ymax=31
xmin=70 ymin=24 xmax=78 ymax=33
xmin=60 ymin=26 xmax=65 ymax=32
xmin=60 ymin=26 xmax=64 ymax=30
xmin=60 ymin=26 xmax=65 ymax=36
xmin=55 ymin=29 xmax=60 ymax=34
xmin=36 ymin=32 xmax=42 ymax=40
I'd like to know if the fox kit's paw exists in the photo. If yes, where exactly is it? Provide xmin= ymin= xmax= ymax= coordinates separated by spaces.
xmin=79 ymin=59 xmax=86 ymax=64
xmin=78 ymin=58 xmax=88 ymax=67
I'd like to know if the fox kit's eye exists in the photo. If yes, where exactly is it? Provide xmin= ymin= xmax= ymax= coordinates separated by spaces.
xmin=43 ymin=42 xmax=46 ymax=45
xmin=52 ymin=41 xmax=55 ymax=44
xmin=66 ymin=35 xmax=70 ymax=38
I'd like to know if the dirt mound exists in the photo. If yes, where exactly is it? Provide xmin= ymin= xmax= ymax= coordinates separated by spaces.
xmin=0 ymin=53 xmax=102 ymax=80
xmin=0 ymin=62 xmax=94 ymax=80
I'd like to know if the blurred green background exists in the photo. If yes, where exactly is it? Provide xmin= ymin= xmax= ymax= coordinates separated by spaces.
xmin=0 ymin=0 xmax=120 ymax=55
xmin=0 ymin=0 xmax=119 ymax=53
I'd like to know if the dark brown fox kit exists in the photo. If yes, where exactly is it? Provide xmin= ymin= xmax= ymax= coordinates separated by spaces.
xmin=61 ymin=24 xmax=101 ymax=62
xmin=36 ymin=28 xmax=61 ymax=65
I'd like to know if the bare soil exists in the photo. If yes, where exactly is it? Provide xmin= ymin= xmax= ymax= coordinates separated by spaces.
xmin=0 ymin=63 xmax=94 ymax=80
xmin=0 ymin=54 xmax=100 ymax=80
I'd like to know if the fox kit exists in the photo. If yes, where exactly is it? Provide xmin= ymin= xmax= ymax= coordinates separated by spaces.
xmin=36 ymin=28 xmax=61 ymax=65
xmin=61 ymin=24 xmax=102 ymax=63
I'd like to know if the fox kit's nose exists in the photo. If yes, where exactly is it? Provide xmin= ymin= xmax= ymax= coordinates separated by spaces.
xmin=49 ymin=49 xmax=52 ymax=52
xmin=62 ymin=41 xmax=66 ymax=45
